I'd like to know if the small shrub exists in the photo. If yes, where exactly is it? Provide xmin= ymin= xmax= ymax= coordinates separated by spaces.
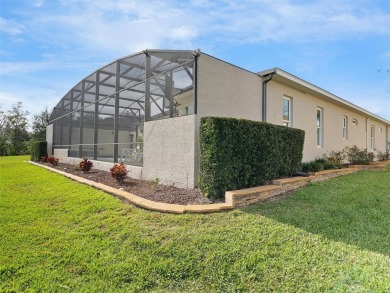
xmin=368 ymin=152 xmax=375 ymax=162
xmin=343 ymin=145 xmax=373 ymax=165
xmin=301 ymin=161 xmax=324 ymax=173
xmin=323 ymin=162 xmax=336 ymax=170
xmin=323 ymin=151 xmax=344 ymax=168
xmin=40 ymin=156 xmax=49 ymax=163
xmin=110 ymin=162 xmax=128 ymax=183
xmin=47 ymin=156 xmax=59 ymax=166
xmin=79 ymin=158 xmax=93 ymax=172
xmin=377 ymin=150 xmax=390 ymax=161
xmin=150 ymin=178 xmax=160 ymax=191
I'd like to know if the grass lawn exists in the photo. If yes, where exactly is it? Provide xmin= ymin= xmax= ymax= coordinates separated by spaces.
xmin=1 ymin=156 xmax=389 ymax=292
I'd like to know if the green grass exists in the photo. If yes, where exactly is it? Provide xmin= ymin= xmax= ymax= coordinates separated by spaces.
xmin=1 ymin=156 xmax=389 ymax=292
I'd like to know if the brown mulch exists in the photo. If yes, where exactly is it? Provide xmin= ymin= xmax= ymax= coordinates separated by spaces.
xmin=39 ymin=162 xmax=215 ymax=205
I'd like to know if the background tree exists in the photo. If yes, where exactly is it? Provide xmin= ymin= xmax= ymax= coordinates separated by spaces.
xmin=4 ymin=102 xmax=30 ymax=155
xmin=0 ymin=107 xmax=8 ymax=155
xmin=31 ymin=106 xmax=49 ymax=141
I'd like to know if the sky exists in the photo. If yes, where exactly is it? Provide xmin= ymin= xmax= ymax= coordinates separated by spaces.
xmin=1 ymin=0 xmax=390 ymax=122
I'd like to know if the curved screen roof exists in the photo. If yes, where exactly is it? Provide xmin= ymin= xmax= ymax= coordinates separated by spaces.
xmin=49 ymin=49 xmax=196 ymax=122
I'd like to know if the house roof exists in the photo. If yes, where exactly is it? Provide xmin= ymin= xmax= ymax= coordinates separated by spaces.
xmin=258 ymin=68 xmax=390 ymax=125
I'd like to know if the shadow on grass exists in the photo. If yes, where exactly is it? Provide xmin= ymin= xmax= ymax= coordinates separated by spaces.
xmin=242 ymin=168 xmax=390 ymax=256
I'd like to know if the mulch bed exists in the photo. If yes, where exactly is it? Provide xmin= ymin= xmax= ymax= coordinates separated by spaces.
xmin=39 ymin=162 xmax=215 ymax=205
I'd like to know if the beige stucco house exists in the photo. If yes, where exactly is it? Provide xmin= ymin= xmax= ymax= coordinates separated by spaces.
xmin=47 ymin=49 xmax=390 ymax=188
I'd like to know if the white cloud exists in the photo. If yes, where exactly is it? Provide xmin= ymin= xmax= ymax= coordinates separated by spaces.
xmin=33 ymin=0 xmax=45 ymax=7
xmin=0 ymin=61 xmax=93 ymax=75
xmin=12 ymin=0 xmax=389 ymax=57
xmin=0 ymin=61 xmax=54 ymax=75
xmin=0 ymin=89 xmax=60 ymax=117
xmin=0 ymin=17 xmax=23 ymax=36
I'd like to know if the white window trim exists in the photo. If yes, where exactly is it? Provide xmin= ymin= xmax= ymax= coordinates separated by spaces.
xmin=370 ymin=125 xmax=375 ymax=151
xmin=317 ymin=107 xmax=323 ymax=148
xmin=342 ymin=116 xmax=348 ymax=139
xmin=283 ymin=96 xmax=292 ymax=127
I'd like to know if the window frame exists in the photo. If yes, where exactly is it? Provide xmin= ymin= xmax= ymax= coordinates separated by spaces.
xmin=342 ymin=116 xmax=348 ymax=139
xmin=370 ymin=125 xmax=375 ymax=151
xmin=317 ymin=107 xmax=323 ymax=147
xmin=282 ymin=96 xmax=292 ymax=127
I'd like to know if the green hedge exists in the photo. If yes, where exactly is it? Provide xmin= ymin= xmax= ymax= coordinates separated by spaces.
xmin=30 ymin=141 xmax=48 ymax=162
xmin=199 ymin=117 xmax=305 ymax=199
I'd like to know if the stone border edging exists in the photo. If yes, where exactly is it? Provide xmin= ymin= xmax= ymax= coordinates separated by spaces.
xmin=226 ymin=161 xmax=390 ymax=208
xmin=28 ymin=161 xmax=233 ymax=214
xmin=28 ymin=160 xmax=390 ymax=213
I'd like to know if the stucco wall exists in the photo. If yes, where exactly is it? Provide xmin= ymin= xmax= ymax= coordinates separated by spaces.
xmin=197 ymin=54 xmax=263 ymax=121
xmin=266 ymin=80 xmax=389 ymax=161
xmin=143 ymin=115 xmax=196 ymax=188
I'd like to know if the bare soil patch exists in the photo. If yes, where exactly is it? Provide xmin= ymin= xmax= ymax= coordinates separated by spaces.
xmin=39 ymin=162 xmax=215 ymax=205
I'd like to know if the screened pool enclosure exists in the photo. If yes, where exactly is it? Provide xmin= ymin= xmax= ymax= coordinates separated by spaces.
xmin=49 ymin=50 xmax=197 ymax=166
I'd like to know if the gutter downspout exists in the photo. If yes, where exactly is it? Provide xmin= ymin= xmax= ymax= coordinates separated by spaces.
xmin=262 ymin=72 xmax=275 ymax=122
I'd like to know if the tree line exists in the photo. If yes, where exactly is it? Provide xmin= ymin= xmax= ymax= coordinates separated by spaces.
xmin=0 ymin=102 xmax=49 ymax=156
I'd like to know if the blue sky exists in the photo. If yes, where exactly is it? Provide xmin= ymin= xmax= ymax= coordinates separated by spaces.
xmin=1 ymin=0 xmax=390 ymax=121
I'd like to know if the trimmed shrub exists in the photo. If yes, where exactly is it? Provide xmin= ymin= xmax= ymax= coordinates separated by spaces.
xmin=30 ymin=141 xmax=47 ymax=162
xmin=79 ymin=158 xmax=93 ymax=172
xmin=199 ymin=117 xmax=305 ymax=199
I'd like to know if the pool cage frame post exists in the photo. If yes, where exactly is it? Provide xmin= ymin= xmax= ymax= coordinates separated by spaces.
xmin=93 ymin=71 xmax=100 ymax=160
xmin=78 ymin=81 xmax=85 ymax=157
xmin=113 ymin=61 xmax=120 ymax=163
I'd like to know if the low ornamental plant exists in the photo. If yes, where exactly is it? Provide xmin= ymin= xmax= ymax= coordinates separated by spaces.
xmin=110 ymin=162 xmax=128 ymax=183
xmin=377 ymin=150 xmax=390 ymax=161
xmin=150 ymin=178 xmax=160 ymax=192
xmin=323 ymin=151 xmax=345 ymax=169
xmin=343 ymin=145 xmax=374 ymax=165
xmin=79 ymin=158 xmax=93 ymax=172
xmin=47 ymin=156 xmax=59 ymax=166
xmin=301 ymin=160 xmax=324 ymax=173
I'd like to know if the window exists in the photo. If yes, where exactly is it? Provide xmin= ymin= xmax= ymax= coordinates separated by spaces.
xmin=370 ymin=125 xmax=375 ymax=150
xmin=352 ymin=119 xmax=358 ymax=126
xmin=283 ymin=97 xmax=292 ymax=127
xmin=185 ymin=105 xmax=194 ymax=115
xmin=317 ymin=108 xmax=323 ymax=147
xmin=342 ymin=116 xmax=348 ymax=139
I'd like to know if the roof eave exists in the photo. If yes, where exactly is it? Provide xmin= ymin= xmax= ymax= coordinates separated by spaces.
xmin=257 ymin=68 xmax=390 ymax=125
